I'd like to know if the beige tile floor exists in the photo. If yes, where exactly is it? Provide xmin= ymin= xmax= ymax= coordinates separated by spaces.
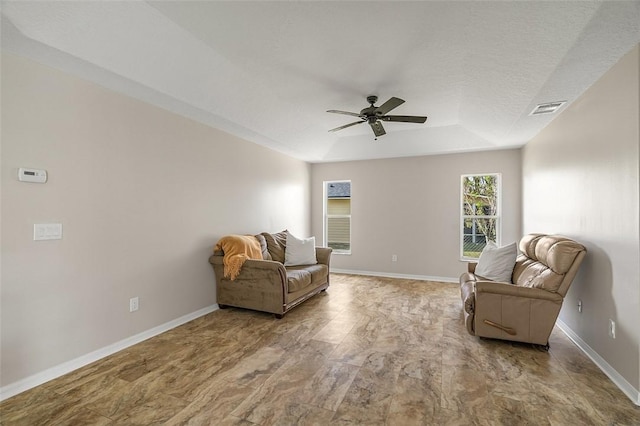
xmin=1 ymin=274 xmax=639 ymax=425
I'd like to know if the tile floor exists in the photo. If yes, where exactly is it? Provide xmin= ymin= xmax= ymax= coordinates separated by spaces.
xmin=1 ymin=274 xmax=639 ymax=425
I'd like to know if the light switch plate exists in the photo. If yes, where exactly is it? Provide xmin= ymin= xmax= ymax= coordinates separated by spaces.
xmin=34 ymin=223 xmax=63 ymax=240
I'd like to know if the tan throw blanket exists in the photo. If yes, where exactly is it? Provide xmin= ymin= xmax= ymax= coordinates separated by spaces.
xmin=214 ymin=235 xmax=263 ymax=280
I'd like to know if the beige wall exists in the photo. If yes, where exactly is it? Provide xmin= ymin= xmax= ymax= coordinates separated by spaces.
xmin=311 ymin=150 xmax=522 ymax=280
xmin=0 ymin=54 xmax=310 ymax=387
xmin=522 ymin=45 xmax=640 ymax=393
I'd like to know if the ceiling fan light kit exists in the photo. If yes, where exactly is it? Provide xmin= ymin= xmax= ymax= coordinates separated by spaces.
xmin=328 ymin=95 xmax=428 ymax=139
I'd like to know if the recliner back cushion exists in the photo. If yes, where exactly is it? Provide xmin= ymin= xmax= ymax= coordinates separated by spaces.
xmin=518 ymin=234 xmax=543 ymax=260
xmin=516 ymin=262 xmax=564 ymax=292
xmin=541 ymin=240 xmax=584 ymax=274
xmin=513 ymin=234 xmax=586 ymax=292
xmin=526 ymin=236 xmax=583 ymax=273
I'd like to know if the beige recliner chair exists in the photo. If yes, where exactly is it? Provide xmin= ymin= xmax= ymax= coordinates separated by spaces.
xmin=460 ymin=234 xmax=586 ymax=348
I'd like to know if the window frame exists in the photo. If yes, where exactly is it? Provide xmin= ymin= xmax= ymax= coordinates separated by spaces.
xmin=460 ymin=173 xmax=502 ymax=260
xmin=323 ymin=180 xmax=352 ymax=255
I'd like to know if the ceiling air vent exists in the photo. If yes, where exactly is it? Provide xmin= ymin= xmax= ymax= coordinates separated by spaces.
xmin=530 ymin=101 xmax=566 ymax=116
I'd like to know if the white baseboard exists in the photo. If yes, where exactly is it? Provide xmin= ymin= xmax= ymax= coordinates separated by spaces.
xmin=557 ymin=320 xmax=640 ymax=406
xmin=0 ymin=304 xmax=219 ymax=402
xmin=331 ymin=268 xmax=458 ymax=283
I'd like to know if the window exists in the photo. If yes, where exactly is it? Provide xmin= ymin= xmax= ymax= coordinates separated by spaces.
xmin=461 ymin=174 xmax=501 ymax=259
xmin=324 ymin=180 xmax=351 ymax=254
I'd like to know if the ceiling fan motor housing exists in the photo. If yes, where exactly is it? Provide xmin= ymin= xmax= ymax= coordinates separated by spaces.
xmin=361 ymin=106 xmax=377 ymax=118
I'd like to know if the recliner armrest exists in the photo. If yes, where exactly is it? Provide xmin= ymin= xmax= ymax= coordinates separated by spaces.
xmin=475 ymin=281 xmax=562 ymax=302
xmin=461 ymin=281 xmax=475 ymax=314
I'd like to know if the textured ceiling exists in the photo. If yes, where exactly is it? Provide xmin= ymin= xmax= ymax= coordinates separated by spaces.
xmin=2 ymin=1 xmax=639 ymax=162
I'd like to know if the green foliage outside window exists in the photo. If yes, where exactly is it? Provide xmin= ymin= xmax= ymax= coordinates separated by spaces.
xmin=462 ymin=174 xmax=499 ymax=258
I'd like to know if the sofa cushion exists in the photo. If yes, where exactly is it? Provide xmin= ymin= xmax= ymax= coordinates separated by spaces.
xmin=286 ymin=269 xmax=312 ymax=293
xmin=262 ymin=230 xmax=288 ymax=263
xmin=285 ymin=233 xmax=317 ymax=266
xmin=287 ymin=264 xmax=327 ymax=286
xmin=254 ymin=234 xmax=272 ymax=261
xmin=474 ymin=241 xmax=517 ymax=283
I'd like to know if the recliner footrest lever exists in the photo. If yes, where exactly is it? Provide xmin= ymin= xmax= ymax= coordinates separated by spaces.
xmin=483 ymin=319 xmax=516 ymax=335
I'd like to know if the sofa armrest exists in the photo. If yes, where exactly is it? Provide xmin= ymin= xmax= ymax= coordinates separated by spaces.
xmin=209 ymin=254 xmax=288 ymax=314
xmin=209 ymin=254 xmax=286 ymax=277
xmin=475 ymin=281 xmax=562 ymax=303
xmin=237 ymin=258 xmax=287 ymax=273
xmin=467 ymin=262 xmax=477 ymax=273
xmin=315 ymin=247 xmax=332 ymax=266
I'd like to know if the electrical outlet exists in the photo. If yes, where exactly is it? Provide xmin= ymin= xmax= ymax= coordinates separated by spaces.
xmin=392 ymin=254 xmax=397 ymax=262
xmin=130 ymin=297 xmax=139 ymax=312
xmin=609 ymin=319 xmax=616 ymax=339
xmin=577 ymin=299 xmax=582 ymax=313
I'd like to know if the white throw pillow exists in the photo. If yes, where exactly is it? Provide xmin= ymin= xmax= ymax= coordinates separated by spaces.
xmin=474 ymin=241 xmax=517 ymax=283
xmin=284 ymin=233 xmax=317 ymax=266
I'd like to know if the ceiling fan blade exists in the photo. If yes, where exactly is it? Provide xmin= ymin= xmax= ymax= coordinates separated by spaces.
xmin=327 ymin=109 xmax=362 ymax=118
xmin=329 ymin=120 xmax=365 ymax=132
xmin=375 ymin=97 xmax=405 ymax=115
xmin=369 ymin=121 xmax=386 ymax=137
xmin=381 ymin=115 xmax=428 ymax=123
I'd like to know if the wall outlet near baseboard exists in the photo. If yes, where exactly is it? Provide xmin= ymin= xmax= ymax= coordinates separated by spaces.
xmin=608 ymin=319 xmax=616 ymax=339
xmin=130 ymin=297 xmax=139 ymax=312
xmin=391 ymin=254 xmax=397 ymax=262
xmin=577 ymin=299 xmax=582 ymax=313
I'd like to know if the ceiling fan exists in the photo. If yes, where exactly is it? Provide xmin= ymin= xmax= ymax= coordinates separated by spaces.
xmin=327 ymin=95 xmax=427 ymax=138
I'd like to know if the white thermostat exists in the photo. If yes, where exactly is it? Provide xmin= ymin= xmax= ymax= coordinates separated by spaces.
xmin=18 ymin=168 xmax=47 ymax=183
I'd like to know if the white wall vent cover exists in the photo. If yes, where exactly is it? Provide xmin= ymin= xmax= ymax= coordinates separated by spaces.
xmin=530 ymin=101 xmax=567 ymax=116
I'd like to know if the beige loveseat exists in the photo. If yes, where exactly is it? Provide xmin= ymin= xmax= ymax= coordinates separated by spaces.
xmin=209 ymin=231 xmax=332 ymax=318
xmin=460 ymin=234 xmax=586 ymax=347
